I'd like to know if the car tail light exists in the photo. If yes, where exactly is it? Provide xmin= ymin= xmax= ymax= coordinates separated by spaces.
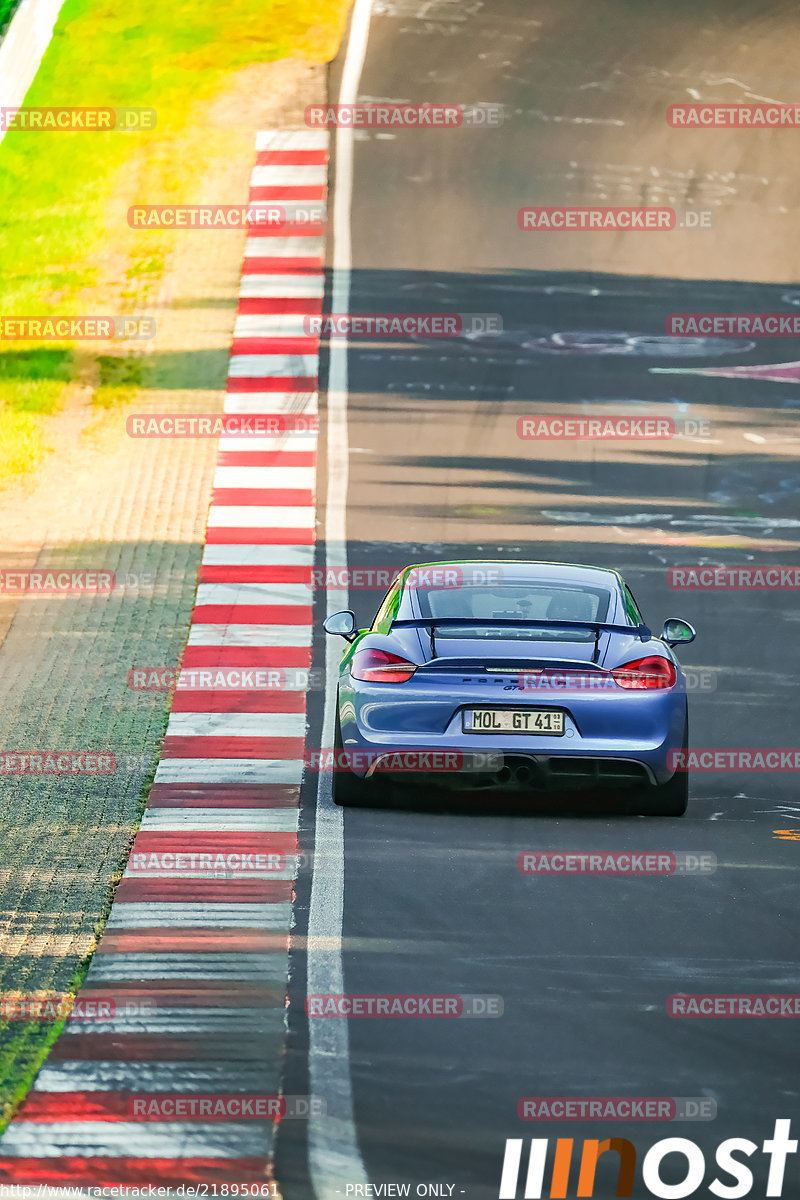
xmin=351 ymin=648 xmax=417 ymax=683
xmin=611 ymin=655 xmax=676 ymax=690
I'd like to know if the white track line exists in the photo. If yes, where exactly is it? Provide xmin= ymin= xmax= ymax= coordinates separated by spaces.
xmin=194 ymin=583 xmax=313 ymax=605
xmin=234 ymin=315 xmax=315 ymax=337
xmin=36 ymin=1062 xmax=280 ymax=1092
xmin=255 ymin=130 xmax=329 ymax=151
xmin=240 ymin=275 xmax=326 ymax=299
xmin=307 ymin=1 xmax=373 ymax=1196
xmin=224 ymin=396 xmax=321 ymax=415
xmin=0 ymin=0 xmax=68 ymax=150
xmin=251 ymin=165 xmax=327 ymax=187
xmin=64 ymin=1012 xmax=286 ymax=1036
xmin=206 ymin=506 xmax=316 ymax=528
xmin=165 ymin=705 xmax=307 ymax=734
xmin=0 ymin=1123 xmax=275 ymax=1157
xmin=138 ymin=808 xmax=300 ymax=833
xmin=86 ymin=955 xmax=290 ymax=982
xmin=186 ymin=624 xmax=313 ymax=646
xmin=164 ymin=712 xmax=307 ymax=738
xmin=223 ymin=394 xmax=319 ymax=415
xmin=212 ymin=466 xmax=317 ymax=488
xmin=153 ymin=759 xmax=304 ymax=785
xmin=201 ymin=545 xmax=315 ymax=566
xmin=228 ymin=353 xmax=319 ymax=377
xmin=217 ymin=434 xmax=318 ymax=453
xmin=245 ymin=235 xmax=325 ymax=257
xmin=106 ymin=902 xmax=294 ymax=927
xmin=126 ymin=868 xmax=296 ymax=881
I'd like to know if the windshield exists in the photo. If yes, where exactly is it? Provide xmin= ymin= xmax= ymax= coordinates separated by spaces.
xmin=401 ymin=578 xmax=613 ymax=641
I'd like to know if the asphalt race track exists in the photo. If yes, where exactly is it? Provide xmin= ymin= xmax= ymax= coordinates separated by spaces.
xmin=278 ymin=1 xmax=800 ymax=1197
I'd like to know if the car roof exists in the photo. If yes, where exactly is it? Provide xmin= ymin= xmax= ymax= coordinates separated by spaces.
xmin=400 ymin=560 xmax=624 ymax=589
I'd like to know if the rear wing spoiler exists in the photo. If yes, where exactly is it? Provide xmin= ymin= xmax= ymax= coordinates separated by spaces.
xmin=392 ymin=617 xmax=652 ymax=641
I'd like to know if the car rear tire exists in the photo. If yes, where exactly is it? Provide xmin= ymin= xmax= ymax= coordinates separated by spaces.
xmin=331 ymin=703 xmax=375 ymax=807
xmin=634 ymin=718 xmax=689 ymax=817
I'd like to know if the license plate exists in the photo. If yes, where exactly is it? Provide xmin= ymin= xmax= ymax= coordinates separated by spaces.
xmin=462 ymin=708 xmax=565 ymax=735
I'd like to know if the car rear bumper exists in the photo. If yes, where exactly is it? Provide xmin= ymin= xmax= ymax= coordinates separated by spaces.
xmin=338 ymin=674 xmax=687 ymax=788
xmin=364 ymin=750 xmax=654 ymax=791
xmin=339 ymin=722 xmax=683 ymax=788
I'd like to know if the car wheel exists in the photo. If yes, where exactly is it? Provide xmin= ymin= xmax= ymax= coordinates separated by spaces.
xmin=331 ymin=703 xmax=375 ymax=807
xmin=634 ymin=718 xmax=689 ymax=817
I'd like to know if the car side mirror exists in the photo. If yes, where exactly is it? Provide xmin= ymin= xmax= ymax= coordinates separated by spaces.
xmin=323 ymin=609 xmax=357 ymax=641
xmin=662 ymin=617 xmax=696 ymax=647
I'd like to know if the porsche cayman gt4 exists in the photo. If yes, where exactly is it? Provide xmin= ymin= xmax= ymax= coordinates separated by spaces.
xmin=323 ymin=561 xmax=695 ymax=814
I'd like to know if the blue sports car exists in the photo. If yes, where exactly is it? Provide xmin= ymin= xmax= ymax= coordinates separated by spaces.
xmin=323 ymin=561 xmax=695 ymax=815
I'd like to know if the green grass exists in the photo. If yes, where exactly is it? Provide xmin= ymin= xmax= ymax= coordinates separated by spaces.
xmin=0 ymin=0 xmax=349 ymax=481
xmin=0 ymin=349 xmax=73 ymax=474
xmin=0 ymin=0 xmax=21 ymax=36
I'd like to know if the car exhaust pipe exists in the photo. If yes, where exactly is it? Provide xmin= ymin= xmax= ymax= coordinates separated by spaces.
xmin=496 ymin=765 xmax=513 ymax=784
xmin=515 ymin=765 xmax=533 ymax=785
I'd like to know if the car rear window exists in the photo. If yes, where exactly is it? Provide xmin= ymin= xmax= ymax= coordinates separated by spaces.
xmin=402 ymin=579 xmax=612 ymax=640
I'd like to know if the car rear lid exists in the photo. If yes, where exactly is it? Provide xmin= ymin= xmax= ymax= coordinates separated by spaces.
xmin=391 ymin=617 xmax=651 ymax=670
